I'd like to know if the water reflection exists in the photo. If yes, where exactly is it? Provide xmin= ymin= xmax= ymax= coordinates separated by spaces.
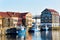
xmin=52 ymin=31 xmax=60 ymax=40
xmin=17 ymin=32 xmax=26 ymax=40
xmin=6 ymin=35 xmax=16 ymax=40
xmin=0 ymin=35 xmax=6 ymax=40
xmin=0 ymin=31 xmax=60 ymax=40
xmin=32 ymin=32 xmax=41 ymax=40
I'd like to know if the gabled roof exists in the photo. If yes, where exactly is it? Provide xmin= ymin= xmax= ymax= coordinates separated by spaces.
xmin=47 ymin=9 xmax=58 ymax=13
xmin=0 ymin=12 xmax=30 ymax=18
xmin=0 ymin=12 xmax=11 ymax=18
xmin=20 ymin=12 xmax=28 ymax=16
xmin=20 ymin=12 xmax=28 ymax=19
xmin=48 ymin=9 xmax=59 ymax=16
xmin=7 ymin=12 xmax=20 ymax=17
xmin=0 ymin=12 xmax=21 ymax=18
xmin=44 ymin=8 xmax=59 ymax=16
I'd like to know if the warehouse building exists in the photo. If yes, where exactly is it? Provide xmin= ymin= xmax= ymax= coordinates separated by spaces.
xmin=41 ymin=8 xmax=59 ymax=29
xmin=0 ymin=12 xmax=32 ymax=30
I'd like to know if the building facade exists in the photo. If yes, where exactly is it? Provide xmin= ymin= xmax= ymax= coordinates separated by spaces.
xmin=0 ymin=12 xmax=32 ymax=29
xmin=20 ymin=12 xmax=32 ymax=28
xmin=41 ymin=9 xmax=52 ymax=29
xmin=26 ymin=13 xmax=32 ymax=27
xmin=51 ymin=11 xmax=59 ymax=27
xmin=41 ymin=8 xmax=59 ymax=28
xmin=59 ymin=16 xmax=60 ymax=26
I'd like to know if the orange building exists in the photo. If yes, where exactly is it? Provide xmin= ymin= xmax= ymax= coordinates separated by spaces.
xmin=0 ymin=12 xmax=32 ymax=29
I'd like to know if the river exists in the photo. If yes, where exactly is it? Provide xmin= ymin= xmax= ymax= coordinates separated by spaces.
xmin=0 ymin=30 xmax=60 ymax=40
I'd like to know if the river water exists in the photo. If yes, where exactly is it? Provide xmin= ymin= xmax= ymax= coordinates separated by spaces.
xmin=0 ymin=30 xmax=60 ymax=40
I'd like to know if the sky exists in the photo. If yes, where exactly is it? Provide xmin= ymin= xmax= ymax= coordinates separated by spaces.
xmin=0 ymin=0 xmax=60 ymax=15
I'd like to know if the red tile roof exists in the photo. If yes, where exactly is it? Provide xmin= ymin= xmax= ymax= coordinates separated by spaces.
xmin=0 ymin=12 xmax=29 ymax=18
xmin=20 ymin=12 xmax=28 ymax=19
xmin=7 ymin=12 xmax=20 ymax=17
xmin=0 ymin=12 xmax=11 ymax=18
xmin=47 ymin=9 xmax=59 ymax=16
xmin=48 ymin=9 xmax=58 ymax=13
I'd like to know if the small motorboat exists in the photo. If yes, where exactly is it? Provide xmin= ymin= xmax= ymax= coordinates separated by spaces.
xmin=41 ymin=24 xmax=49 ymax=31
xmin=16 ymin=25 xmax=26 ymax=35
xmin=6 ymin=25 xmax=26 ymax=35
xmin=5 ymin=28 xmax=17 ymax=35
xmin=28 ymin=23 xmax=40 ymax=33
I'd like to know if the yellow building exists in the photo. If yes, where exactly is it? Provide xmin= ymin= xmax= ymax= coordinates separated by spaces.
xmin=11 ymin=17 xmax=18 ymax=28
xmin=0 ymin=16 xmax=2 ymax=29
xmin=51 ymin=12 xmax=59 ymax=27
xmin=26 ymin=13 xmax=33 ymax=28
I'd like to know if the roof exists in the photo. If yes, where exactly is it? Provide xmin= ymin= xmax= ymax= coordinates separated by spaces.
xmin=20 ymin=12 xmax=28 ymax=16
xmin=47 ymin=9 xmax=58 ymax=13
xmin=0 ymin=12 xmax=21 ymax=18
xmin=20 ymin=12 xmax=28 ymax=19
xmin=0 ymin=12 xmax=30 ymax=18
xmin=7 ymin=12 xmax=20 ymax=17
xmin=47 ymin=8 xmax=59 ymax=16
xmin=0 ymin=12 xmax=10 ymax=18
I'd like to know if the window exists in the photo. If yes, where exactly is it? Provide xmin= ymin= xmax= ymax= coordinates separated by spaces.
xmin=41 ymin=21 xmax=43 ymax=22
xmin=10 ymin=19 xmax=13 ymax=26
xmin=41 ymin=18 xmax=44 ymax=19
xmin=13 ymin=19 xmax=18 ymax=22
xmin=3 ymin=18 xmax=10 ymax=27
xmin=49 ymin=17 xmax=52 ymax=19
xmin=45 ymin=17 xmax=47 ymax=19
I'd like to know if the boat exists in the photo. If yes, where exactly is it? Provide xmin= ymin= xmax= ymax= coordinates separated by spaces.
xmin=28 ymin=23 xmax=40 ymax=33
xmin=41 ymin=24 xmax=49 ymax=31
xmin=5 ymin=25 xmax=26 ymax=35
xmin=5 ymin=28 xmax=17 ymax=35
xmin=16 ymin=25 xmax=26 ymax=35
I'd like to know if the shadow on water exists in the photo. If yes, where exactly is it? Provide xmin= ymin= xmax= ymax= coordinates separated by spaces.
xmin=6 ymin=34 xmax=26 ymax=40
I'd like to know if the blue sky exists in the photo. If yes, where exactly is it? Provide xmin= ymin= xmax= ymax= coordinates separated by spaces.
xmin=0 ymin=0 xmax=60 ymax=15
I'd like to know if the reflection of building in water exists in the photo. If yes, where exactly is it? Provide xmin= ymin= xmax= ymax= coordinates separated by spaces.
xmin=41 ymin=31 xmax=52 ymax=40
xmin=41 ymin=31 xmax=46 ymax=40
xmin=26 ymin=32 xmax=32 ymax=40
xmin=33 ymin=32 xmax=41 ymax=40
xmin=46 ymin=31 xmax=52 ymax=40
xmin=52 ymin=31 xmax=60 ymax=40
xmin=0 ymin=35 xmax=7 ymax=40
xmin=6 ymin=35 xmax=16 ymax=40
